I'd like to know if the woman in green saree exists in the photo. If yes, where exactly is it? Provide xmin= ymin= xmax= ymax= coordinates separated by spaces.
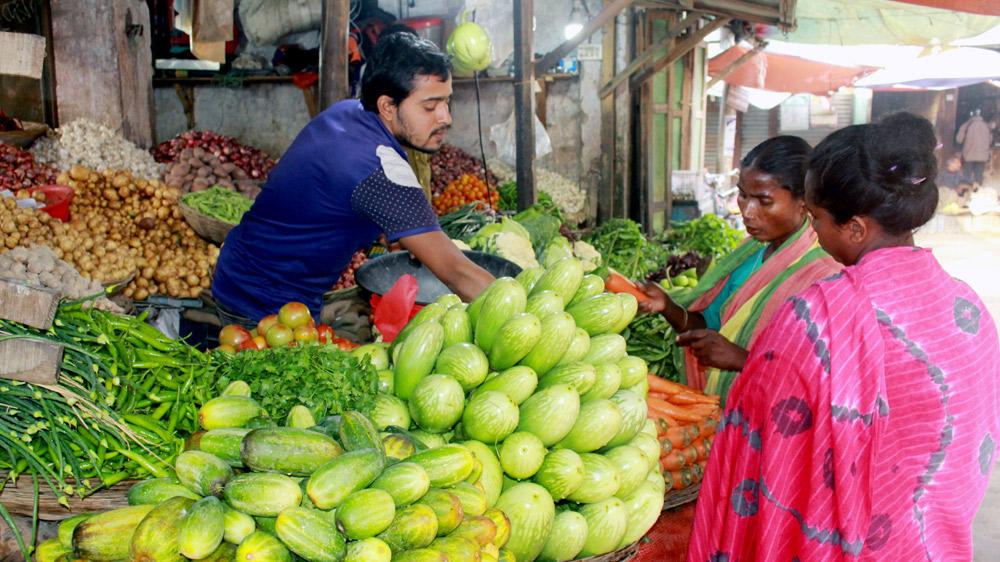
xmin=640 ymin=136 xmax=840 ymax=402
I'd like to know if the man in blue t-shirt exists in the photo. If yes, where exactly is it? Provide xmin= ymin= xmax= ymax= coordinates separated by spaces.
xmin=212 ymin=33 xmax=494 ymax=322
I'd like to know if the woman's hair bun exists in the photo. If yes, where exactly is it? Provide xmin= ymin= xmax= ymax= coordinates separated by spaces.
xmin=866 ymin=112 xmax=938 ymax=194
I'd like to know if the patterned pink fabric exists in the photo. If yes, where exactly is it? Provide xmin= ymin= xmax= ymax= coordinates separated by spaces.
xmin=687 ymin=246 xmax=1000 ymax=561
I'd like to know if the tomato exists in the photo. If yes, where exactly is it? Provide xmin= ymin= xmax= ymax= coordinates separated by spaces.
xmin=252 ymin=335 xmax=268 ymax=350
xmin=257 ymin=314 xmax=280 ymax=335
xmin=219 ymin=325 xmax=252 ymax=349
xmin=216 ymin=344 xmax=237 ymax=354
xmin=293 ymin=324 xmax=318 ymax=343
xmin=265 ymin=323 xmax=294 ymax=348
xmin=278 ymin=302 xmax=312 ymax=329
xmin=237 ymin=338 xmax=257 ymax=352
xmin=316 ymin=324 xmax=335 ymax=344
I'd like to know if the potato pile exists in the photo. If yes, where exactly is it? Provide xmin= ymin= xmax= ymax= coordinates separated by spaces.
xmin=56 ymin=165 xmax=220 ymax=300
xmin=164 ymin=146 xmax=261 ymax=198
xmin=0 ymin=245 xmax=123 ymax=312
xmin=0 ymin=197 xmax=136 ymax=284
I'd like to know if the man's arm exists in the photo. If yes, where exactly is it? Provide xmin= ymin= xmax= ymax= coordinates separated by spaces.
xmin=400 ymin=230 xmax=494 ymax=302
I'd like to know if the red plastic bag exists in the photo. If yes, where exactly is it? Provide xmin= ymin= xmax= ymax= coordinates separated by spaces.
xmin=371 ymin=274 xmax=423 ymax=343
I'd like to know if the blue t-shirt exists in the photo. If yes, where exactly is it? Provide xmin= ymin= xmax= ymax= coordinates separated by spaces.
xmin=212 ymin=100 xmax=440 ymax=320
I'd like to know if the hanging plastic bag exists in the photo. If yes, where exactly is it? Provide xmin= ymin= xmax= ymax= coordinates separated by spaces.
xmin=490 ymin=107 xmax=553 ymax=167
xmin=371 ymin=274 xmax=423 ymax=343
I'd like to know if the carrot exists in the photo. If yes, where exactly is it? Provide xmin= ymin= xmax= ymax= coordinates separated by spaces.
xmin=646 ymin=374 xmax=684 ymax=395
xmin=605 ymin=270 xmax=649 ymax=302
xmin=670 ymin=468 xmax=694 ymax=490
xmin=668 ymin=391 xmax=720 ymax=406
xmin=664 ymin=425 xmax=694 ymax=450
xmin=648 ymin=391 xmax=673 ymax=402
xmin=693 ymin=438 xmax=710 ymax=462
xmin=659 ymin=437 xmax=673 ymax=456
xmin=647 ymin=397 xmax=705 ymax=423
xmin=651 ymin=416 xmax=678 ymax=437
xmin=689 ymin=462 xmax=704 ymax=484
xmin=662 ymin=470 xmax=674 ymax=490
xmin=661 ymin=450 xmax=687 ymax=471
xmin=699 ymin=417 xmax=719 ymax=439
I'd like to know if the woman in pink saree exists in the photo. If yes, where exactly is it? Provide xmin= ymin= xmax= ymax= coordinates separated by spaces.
xmin=688 ymin=112 xmax=1000 ymax=561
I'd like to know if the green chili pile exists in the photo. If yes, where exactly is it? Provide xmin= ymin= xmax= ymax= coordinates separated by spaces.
xmin=181 ymin=186 xmax=254 ymax=224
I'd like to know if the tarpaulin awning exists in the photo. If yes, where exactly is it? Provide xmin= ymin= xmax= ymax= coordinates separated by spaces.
xmin=855 ymin=47 xmax=1000 ymax=90
xmin=708 ymin=44 xmax=873 ymax=95
xmin=757 ymin=0 xmax=999 ymax=46
xmin=891 ymin=0 xmax=1000 ymax=16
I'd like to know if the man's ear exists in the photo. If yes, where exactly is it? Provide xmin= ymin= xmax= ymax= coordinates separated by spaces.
xmin=376 ymin=95 xmax=397 ymax=121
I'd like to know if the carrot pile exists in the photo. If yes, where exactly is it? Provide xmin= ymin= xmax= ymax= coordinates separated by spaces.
xmin=646 ymin=374 xmax=721 ymax=492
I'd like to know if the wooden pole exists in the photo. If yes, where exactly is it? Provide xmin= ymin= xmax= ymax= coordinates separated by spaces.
xmin=514 ymin=0 xmax=536 ymax=211
xmin=632 ymin=17 xmax=729 ymax=88
xmin=599 ymin=14 xmax=617 ymax=223
xmin=534 ymin=0 xmax=635 ymax=75
xmin=705 ymin=41 xmax=767 ymax=91
xmin=319 ymin=0 xmax=350 ymax=109
xmin=598 ymin=13 xmax=698 ymax=99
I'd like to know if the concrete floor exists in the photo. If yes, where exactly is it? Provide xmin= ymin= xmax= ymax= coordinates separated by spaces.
xmin=913 ymin=226 xmax=1000 ymax=561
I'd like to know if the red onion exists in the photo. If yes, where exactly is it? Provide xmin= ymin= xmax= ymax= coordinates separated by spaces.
xmin=0 ymin=143 xmax=58 ymax=193
xmin=152 ymin=130 xmax=276 ymax=180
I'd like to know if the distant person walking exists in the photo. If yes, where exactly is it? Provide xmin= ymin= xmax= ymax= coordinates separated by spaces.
xmin=956 ymin=109 xmax=992 ymax=186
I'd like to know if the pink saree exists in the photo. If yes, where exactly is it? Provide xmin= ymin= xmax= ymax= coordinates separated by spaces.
xmin=687 ymin=246 xmax=1000 ymax=561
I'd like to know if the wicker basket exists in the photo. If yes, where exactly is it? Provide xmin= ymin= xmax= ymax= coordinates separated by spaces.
xmin=0 ymin=473 xmax=134 ymax=520
xmin=663 ymin=482 xmax=701 ymax=511
xmin=179 ymin=200 xmax=237 ymax=245
xmin=0 ymin=121 xmax=48 ymax=148
xmin=575 ymin=541 xmax=640 ymax=561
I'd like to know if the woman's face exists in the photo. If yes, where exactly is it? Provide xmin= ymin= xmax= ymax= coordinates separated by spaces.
xmin=804 ymin=170 xmax=855 ymax=265
xmin=737 ymin=167 xmax=806 ymax=245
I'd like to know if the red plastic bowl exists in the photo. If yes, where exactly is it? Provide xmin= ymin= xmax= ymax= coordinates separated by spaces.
xmin=27 ymin=185 xmax=75 ymax=222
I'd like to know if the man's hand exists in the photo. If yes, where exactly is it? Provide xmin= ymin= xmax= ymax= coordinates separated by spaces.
xmin=676 ymin=329 xmax=748 ymax=372
xmin=399 ymin=230 xmax=494 ymax=302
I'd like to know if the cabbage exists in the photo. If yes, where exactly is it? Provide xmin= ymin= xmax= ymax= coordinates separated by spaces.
xmin=447 ymin=22 xmax=493 ymax=72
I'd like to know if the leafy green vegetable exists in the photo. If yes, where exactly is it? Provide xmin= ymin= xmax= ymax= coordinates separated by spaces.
xmin=181 ymin=187 xmax=254 ymax=223
xmin=513 ymin=205 xmax=562 ymax=256
xmin=584 ymin=219 xmax=667 ymax=280
xmin=212 ymin=346 xmax=379 ymax=422
xmin=499 ymin=181 xmax=564 ymax=221
xmin=661 ymin=214 xmax=743 ymax=259
xmin=438 ymin=203 xmax=495 ymax=242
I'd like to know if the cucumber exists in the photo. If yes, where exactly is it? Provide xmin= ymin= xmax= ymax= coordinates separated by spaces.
xmin=416 ymin=489 xmax=464 ymax=536
xmin=483 ymin=508 xmax=511 ymax=548
xmin=127 ymin=478 xmax=202 ymax=506
xmin=198 ymin=428 xmax=251 ymax=467
xmin=178 ymin=496 xmax=225 ymax=560
xmin=57 ymin=513 xmax=91 ymax=548
xmin=286 ymin=405 xmax=317 ymax=428
xmin=430 ymin=537 xmax=481 ymax=562
xmin=222 ymin=380 xmax=252 ymax=397
xmin=336 ymin=488 xmax=397 ymax=540
xmin=392 ymin=549 xmax=448 ymax=562
xmin=35 ymin=538 xmax=70 ymax=562
xmin=383 ymin=433 xmax=419 ymax=463
xmin=344 ymin=537 xmax=392 ymax=562
xmin=370 ymin=461 xmax=430 ymax=507
xmin=376 ymin=504 xmax=439 ymax=552
xmin=275 ymin=507 xmax=347 ymax=562
xmin=306 ymin=448 xmax=385 ymax=510
xmin=198 ymin=542 xmax=238 ymax=562
xmin=448 ymin=515 xmax=497 ymax=547
xmin=72 ymin=504 xmax=153 ymax=561
xmin=241 ymin=427 xmax=343 ymax=476
xmin=447 ymin=482 xmax=488 ymax=517
xmin=223 ymin=472 xmax=302 ymax=517
xmin=339 ymin=411 xmax=383 ymax=453
xmin=408 ymin=445 xmax=476 ymax=488
xmin=223 ymin=505 xmax=256 ymax=544
xmin=175 ymin=450 xmax=233 ymax=497
xmin=199 ymin=396 xmax=264 ymax=430
xmin=130 ymin=496 xmax=195 ymax=562
xmin=393 ymin=322 xmax=445 ymax=400
xmin=234 ymin=531 xmax=292 ymax=562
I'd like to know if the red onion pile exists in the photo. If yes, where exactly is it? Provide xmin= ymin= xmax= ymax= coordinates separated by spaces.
xmin=0 ymin=143 xmax=58 ymax=192
xmin=332 ymin=250 xmax=367 ymax=291
xmin=430 ymin=144 xmax=495 ymax=196
xmin=153 ymin=131 xmax=276 ymax=180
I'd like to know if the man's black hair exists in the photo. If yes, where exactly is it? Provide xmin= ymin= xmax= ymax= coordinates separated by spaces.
xmin=361 ymin=32 xmax=450 ymax=113
xmin=740 ymin=135 xmax=812 ymax=198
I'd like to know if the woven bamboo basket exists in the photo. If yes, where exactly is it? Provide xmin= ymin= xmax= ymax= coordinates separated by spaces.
xmin=575 ymin=541 xmax=640 ymax=561
xmin=663 ymin=482 xmax=701 ymax=511
xmin=179 ymin=200 xmax=236 ymax=245
xmin=0 ymin=474 xmax=134 ymax=520
xmin=0 ymin=122 xmax=48 ymax=148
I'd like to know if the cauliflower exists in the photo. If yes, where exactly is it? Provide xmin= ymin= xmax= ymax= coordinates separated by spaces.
xmin=572 ymin=240 xmax=602 ymax=272
xmin=452 ymin=239 xmax=472 ymax=251
xmin=493 ymin=231 xmax=539 ymax=269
